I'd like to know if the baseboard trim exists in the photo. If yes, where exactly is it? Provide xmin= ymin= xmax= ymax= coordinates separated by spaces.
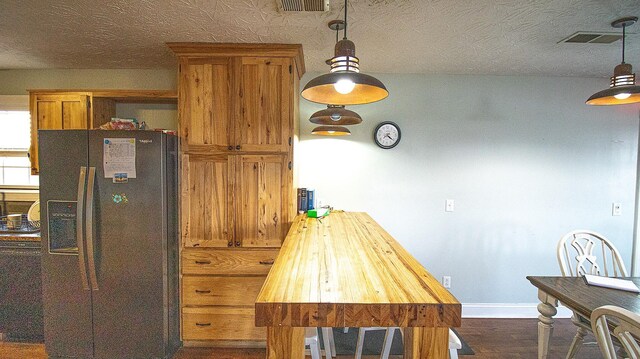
xmin=462 ymin=303 xmax=573 ymax=319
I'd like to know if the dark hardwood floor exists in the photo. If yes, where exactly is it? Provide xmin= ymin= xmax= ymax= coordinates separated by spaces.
xmin=0 ymin=318 xmax=604 ymax=358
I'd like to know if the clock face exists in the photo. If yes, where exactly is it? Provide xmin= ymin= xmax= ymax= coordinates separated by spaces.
xmin=374 ymin=122 xmax=401 ymax=149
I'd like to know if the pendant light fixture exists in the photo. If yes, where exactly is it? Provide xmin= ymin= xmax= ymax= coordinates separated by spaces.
xmin=586 ymin=16 xmax=640 ymax=105
xmin=301 ymin=0 xmax=388 ymax=105
xmin=309 ymin=105 xmax=362 ymax=125
xmin=311 ymin=126 xmax=352 ymax=136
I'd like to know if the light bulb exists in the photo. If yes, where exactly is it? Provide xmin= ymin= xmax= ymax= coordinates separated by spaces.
xmin=614 ymin=93 xmax=631 ymax=100
xmin=328 ymin=130 xmax=336 ymax=134
xmin=330 ymin=112 xmax=342 ymax=121
xmin=334 ymin=79 xmax=355 ymax=94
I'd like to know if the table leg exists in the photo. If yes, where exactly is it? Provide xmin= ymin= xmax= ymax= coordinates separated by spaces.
xmin=266 ymin=327 xmax=304 ymax=359
xmin=536 ymin=289 xmax=558 ymax=359
xmin=403 ymin=327 xmax=449 ymax=358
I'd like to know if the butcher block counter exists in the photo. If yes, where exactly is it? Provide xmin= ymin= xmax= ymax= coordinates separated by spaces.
xmin=255 ymin=211 xmax=461 ymax=358
xmin=0 ymin=233 xmax=41 ymax=242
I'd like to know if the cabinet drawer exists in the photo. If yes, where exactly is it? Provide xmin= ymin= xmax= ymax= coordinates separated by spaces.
xmin=183 ymin=276 xmax=266 ymax=306
xmin=182 ymin=307 xmax=265 ymax=341
xmin=182 ymin=249 xmax=279 ymax=275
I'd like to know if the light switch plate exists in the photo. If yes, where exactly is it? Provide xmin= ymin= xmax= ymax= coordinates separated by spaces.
xmin=445 ymin=199 xmax=455 ymax=212
xmin=613 ymin=203 xmax=622 ymax=216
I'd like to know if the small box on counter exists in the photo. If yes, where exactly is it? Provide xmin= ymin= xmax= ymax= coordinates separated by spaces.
xmin=297 ymin=188 xmax=307 ymax=213
xmin=307 ymin=189 xmax=315 ymax=211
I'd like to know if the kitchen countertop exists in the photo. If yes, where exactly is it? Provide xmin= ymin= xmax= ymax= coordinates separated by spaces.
xmin=0 ymin=232 xmax=41 ymax=242
xmin=255 ymin=211 xmax=461 ymax=358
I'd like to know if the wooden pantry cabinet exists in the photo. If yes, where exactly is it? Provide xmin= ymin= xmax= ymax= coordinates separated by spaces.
xmin=169 ymin=43 xmax=304 ymax=347
xmin=182 ymin=153 xmax=291 ymax=249
xmin=28 ymin=89 xmax=177 ymax=174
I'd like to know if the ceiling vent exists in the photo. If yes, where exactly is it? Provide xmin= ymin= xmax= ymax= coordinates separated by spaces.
xmin=559 ymin=32 xmax=623 ymax=44
xmin=276 ymin=0 xmax=330 ymax=12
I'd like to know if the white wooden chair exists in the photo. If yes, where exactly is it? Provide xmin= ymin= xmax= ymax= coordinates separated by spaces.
xmin=355 ymin=327 xmax=462 ymax=359
xmin=591 ymin=305 xmax=640 ymax=359
xmin=557 ymin=230 xmax=628 ymax=358
xmin=304 ymin=328 xmax=335 ymax=359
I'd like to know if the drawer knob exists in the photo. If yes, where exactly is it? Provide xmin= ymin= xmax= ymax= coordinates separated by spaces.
xmin=235 ymin=241 xmax=241 ymax=247
xmin=195 ymin=322 xmax=212 ymax=327
xmin=195 ymin=260 xmax=211 ymax=265
xmin=236 ymin=145 xmax=241 ymax=150
xmin=259 ymin=259 xmax=275 ymax=265
xmin=228 ymin=145 xmax=233 ymax=150
xmin=195 ymin=289 xmax=211 ymax=294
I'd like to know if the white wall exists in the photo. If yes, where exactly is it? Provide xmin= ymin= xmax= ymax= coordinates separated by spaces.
xmin=297 ymin=73 xmax=640 ymax=306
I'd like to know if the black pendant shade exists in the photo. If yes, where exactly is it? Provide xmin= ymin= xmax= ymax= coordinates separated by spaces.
xmin=309 ymin=105 xmax=363 ymax=125
xmin=311 ymin=126 xmax=351 ymax=136
xmin=302 ymin=72 xmax=388 ymax=105
xmin=587 ymin=16 xmax=640 ymax=106
xmin=301 ymin=0 xmax=388 ymax=106
xmin=586 ymin=84 xmax=640 ymax=105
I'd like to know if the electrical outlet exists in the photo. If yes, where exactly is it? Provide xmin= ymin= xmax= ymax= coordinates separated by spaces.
xmin=442 ymin=276 xmax=451 ymax=288
xmin=445 ymin=199 xmax=455 ymax=212
xmin=613 ymin=203 xmax=622 ymax=216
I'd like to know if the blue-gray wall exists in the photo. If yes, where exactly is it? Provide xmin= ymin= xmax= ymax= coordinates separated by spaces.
xmin=297 ymin=73 xmax=640 ymax=307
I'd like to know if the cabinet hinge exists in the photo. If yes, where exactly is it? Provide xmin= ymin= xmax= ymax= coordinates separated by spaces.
xmin=289 ymin=65 xmax=292 ymax=74
xmin=87 ymin=98 xmax=91 ymax=108
xmin=288 ymin=137 xmax=292 ymax=146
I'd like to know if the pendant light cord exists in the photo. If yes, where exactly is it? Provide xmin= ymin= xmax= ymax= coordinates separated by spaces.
xmin=343 ymin=0 xmax=348 ymax=40
xmin=622 ymin=24 xmax=626 ymax=63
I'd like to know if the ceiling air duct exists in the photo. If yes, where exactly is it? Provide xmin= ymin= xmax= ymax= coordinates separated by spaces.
xmin=276 ymin=0 xmax=329 ymax=12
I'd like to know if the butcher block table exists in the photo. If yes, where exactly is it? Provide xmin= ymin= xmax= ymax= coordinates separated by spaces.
xmin=255 ymin=211 xmax=461 ymax=358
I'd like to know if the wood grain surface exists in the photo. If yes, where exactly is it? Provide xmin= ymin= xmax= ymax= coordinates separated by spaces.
xmin=182 ymin=248 xmax=278 ymax=276
xmin=183 ymin=307 xmax=265 ymax=341
xmin=527 ymin=276 xmax=640 ymax=319
xmin=167 ymin=43 xmax=305 ymax=78
xmin=182 ymin=276 xmax=266 ymax=307
xmin=0 ymin=233 xmax=41 ymax=242
xmin=255 ymin=212 xmax=461 ymax=328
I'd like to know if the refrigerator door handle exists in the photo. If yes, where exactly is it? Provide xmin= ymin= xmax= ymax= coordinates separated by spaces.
xmin=85 ymin=167 xmax=99 ymax=291
xmin=76 ymin=166 xmax=90 ymax=291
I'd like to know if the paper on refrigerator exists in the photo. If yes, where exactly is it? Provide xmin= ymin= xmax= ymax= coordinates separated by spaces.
xmin=103 ymin=138 xmax=136 ymax=179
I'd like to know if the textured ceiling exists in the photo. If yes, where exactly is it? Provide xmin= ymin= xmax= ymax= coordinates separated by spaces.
xmin=0 ymin=0 xmax=639 ymax=77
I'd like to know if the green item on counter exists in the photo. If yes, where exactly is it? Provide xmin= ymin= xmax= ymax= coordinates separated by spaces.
xmin=308 ymin=207 xmax=330 ymax=218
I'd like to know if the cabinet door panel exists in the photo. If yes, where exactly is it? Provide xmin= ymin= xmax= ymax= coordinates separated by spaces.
xmin=181 ymin=58 xmax=233 ymax=151
xmin=238 ymin=58 xmax=291 ymax=152
xmin=237 ymin=155 xmax=288 ymax=247
xmin=36 ymin=101 xmax=62 ymax=129
xmin=30 ymin=93 xmax=89 ymax=174
xmin=182 ymin=154 xmax=233 ymax=248
xmin=61 ymin=99 xmax=89 ymax=129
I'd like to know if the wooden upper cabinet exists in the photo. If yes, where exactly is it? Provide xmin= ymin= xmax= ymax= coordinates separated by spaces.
xmin=29 ymin=90 xmax=177 ymax=174
xmin=236 ymin=154 xmax=289 ymax=247
xmin=169 ymin=43 xmax=304 ymax=155
xmin=29 ymin=93 xmax=90 ymax=174
xmin=181 ymin=153 xmax=234 ymax=248
xmin=180 ymin=58 xmax=235 ymax=152
xmin=238 ymin=57 xmax=292 ymax=152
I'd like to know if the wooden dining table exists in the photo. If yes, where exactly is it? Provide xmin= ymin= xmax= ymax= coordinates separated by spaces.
xmin=255 ymin=211 xmax=461 ymax=358
xmin=528 ymin=276 xmax=640 ymax=359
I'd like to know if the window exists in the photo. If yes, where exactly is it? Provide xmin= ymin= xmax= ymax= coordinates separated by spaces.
xmin=0 ymin=110 xmax=39 ymax=187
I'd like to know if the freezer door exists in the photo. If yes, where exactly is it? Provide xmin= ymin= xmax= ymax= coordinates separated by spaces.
xmin=88 ymin=131 xmax=168 ymax=358
xmin=39 ymin=130 xmax=94 ymax=358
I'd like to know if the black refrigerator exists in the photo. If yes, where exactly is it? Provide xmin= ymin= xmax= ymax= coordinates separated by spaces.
xmin=39 ymin=130 xmax=179 ymax=359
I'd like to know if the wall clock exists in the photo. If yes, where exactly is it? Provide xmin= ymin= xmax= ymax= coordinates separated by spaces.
xmin=374 ymin=121 xmax=401 ymax=149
